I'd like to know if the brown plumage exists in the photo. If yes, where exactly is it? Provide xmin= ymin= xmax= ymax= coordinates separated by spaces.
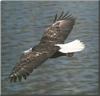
xmin=9 ymin=12 xmax=75 ymax=82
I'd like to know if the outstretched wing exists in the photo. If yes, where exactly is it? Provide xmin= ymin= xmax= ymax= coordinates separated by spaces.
xmin=9 ymin=12 xmax=75 ymax=82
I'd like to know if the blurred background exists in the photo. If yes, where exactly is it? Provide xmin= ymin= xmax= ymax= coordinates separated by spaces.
xmin=1 ymin=1 xmax=99 ymax=96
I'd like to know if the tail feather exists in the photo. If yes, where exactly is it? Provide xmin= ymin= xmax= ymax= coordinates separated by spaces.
xmin=55 ymin=39 xmax=85 ymax=53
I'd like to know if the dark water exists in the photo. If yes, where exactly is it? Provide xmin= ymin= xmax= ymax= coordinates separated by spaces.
xmin=1 ymin=1 xmax=99 ymax=95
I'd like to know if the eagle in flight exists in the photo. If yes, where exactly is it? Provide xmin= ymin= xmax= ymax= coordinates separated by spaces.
xmin=9 ymin=12 xmax=85 ymax=82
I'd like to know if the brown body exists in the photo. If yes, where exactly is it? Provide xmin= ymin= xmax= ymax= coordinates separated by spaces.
xmin=10 ymin=12 xmax=75 ymax=82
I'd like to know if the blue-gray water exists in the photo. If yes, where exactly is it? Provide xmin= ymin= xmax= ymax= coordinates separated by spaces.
xmin=1 ymin=1 xmax=99 ymax=96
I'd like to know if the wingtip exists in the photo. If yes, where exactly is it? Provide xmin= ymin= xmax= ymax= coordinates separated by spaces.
xmin=53 ymin=11 xmax=75 ymax=23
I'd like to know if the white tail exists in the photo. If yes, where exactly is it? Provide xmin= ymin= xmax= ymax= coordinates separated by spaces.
xmin=55 ymin=39 xmax=85 ymax=53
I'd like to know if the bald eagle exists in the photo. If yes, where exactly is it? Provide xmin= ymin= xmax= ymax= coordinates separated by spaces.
xmin=9 ymin=12 xmax=85 ymax=82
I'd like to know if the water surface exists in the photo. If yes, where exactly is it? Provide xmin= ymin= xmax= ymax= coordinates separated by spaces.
xmin=1 ymin=1 xmax=99 ymax=95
